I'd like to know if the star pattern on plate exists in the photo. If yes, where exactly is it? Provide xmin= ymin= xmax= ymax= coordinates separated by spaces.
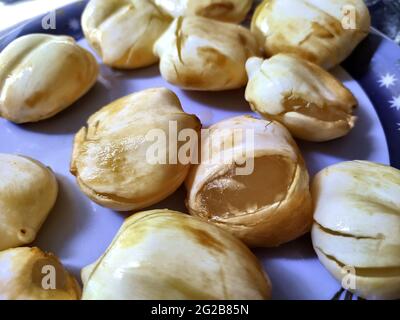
xmin=378 ymin=73 xmax=397 ymax=88
xmin=390 ymin=95 xmax=400 ymax=111
xmin=68 ymin=18 xmax=80 ymax=31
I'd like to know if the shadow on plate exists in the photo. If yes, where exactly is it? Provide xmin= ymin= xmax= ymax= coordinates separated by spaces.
xmin=64 ymin=263 xmax=84 ymax=287
xmin=264 ymin=263 xmax=318 ymax=300
xmin=14 ymin=81 xmax=112 ymax=135
xmin=182 ymin=87 xmax=250 ymax=113
xmin=254 ymin=233 xmax=316 ymax=261
xmin=254 ymin=234 xmax=322 ymax=299
xmin=110 ymin=64 xmax=160 ymax=80
xmin=119 ymin=185 xmax=188 ymax=218
xmin=33 ymin=173 xmax=92 ymax=258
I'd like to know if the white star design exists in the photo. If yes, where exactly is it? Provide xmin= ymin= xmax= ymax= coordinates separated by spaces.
xmin=390 ymin=95 xmax=400 ymax=111
xmin=397 ymin=123 xmax=400 ymax=131
xmin=68 ymin=18 xmax=80 ymax=31
xmin=378 ymin=73 xmax=397 ymax=88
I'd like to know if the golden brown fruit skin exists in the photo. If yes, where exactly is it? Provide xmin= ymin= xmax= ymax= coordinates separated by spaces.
xmin=0 ymin=154 xmax=58 ymax=251
xmin=185 ymin=115 xmax=313 ymax=247
xmin=311 ymin=161 xmax=400 ymax=300
xmin=82 ymin=0 xmax=172 ymax=69
xmin=154 ymin=0 xmax=253 ymax=23
xmin=251 ymin=0 xmax=370 ymax=69
xmin=0 ymin=247 xmax=81 ymax=300
xmin=82 ymin=209 xmax=271 ymax=300
xmin=0 ymin=34 xmax=98 ymax=123
xmin=70 ymin=87 xmax=201 ymax=211
xmin=245 ymin=54 xmax=357 ymax=142
xmin=154 ymin=16 xmax=262 ymax=91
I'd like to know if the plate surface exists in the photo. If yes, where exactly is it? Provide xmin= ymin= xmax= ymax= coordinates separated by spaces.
xmin=0 ymin=1 xmax=399 ymax=300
